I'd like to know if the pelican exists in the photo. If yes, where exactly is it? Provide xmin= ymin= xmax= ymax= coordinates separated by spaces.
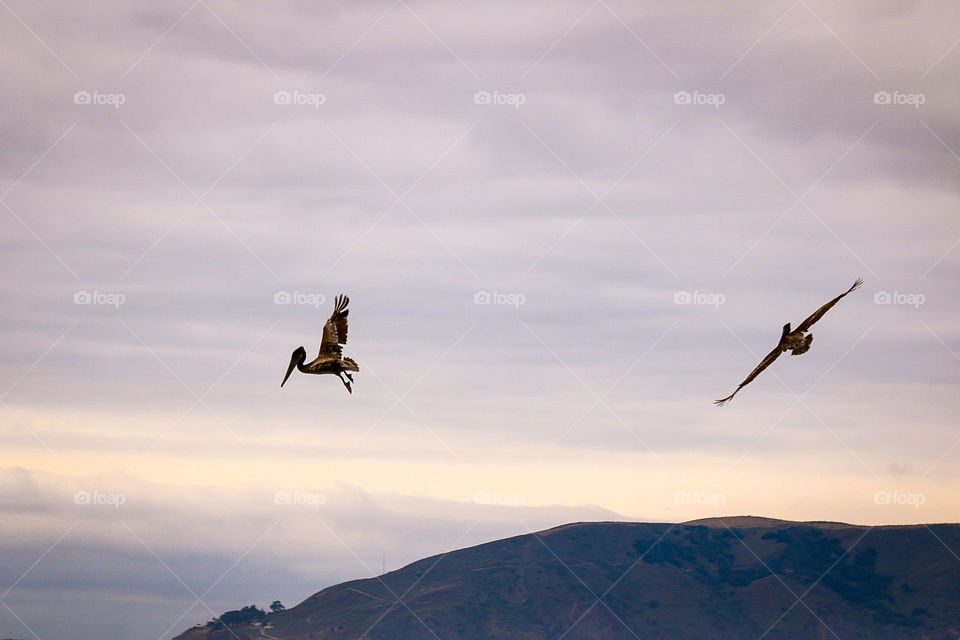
xmin=714 ymin=278 xmax=862 ymax=406
xmin=281 ymin=294 xmax=359 ymax=393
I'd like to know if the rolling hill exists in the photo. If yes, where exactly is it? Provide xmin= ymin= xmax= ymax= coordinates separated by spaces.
xmin=174 ymin=516 xmax=960 ymax=640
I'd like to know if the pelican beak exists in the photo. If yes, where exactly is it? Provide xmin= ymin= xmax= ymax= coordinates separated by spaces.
xmin=281 ymin=351 xmax=299 ymax=387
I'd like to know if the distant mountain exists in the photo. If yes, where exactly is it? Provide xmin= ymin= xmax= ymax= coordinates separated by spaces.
xmin=174 ymin=516 xmax=960 ymax=640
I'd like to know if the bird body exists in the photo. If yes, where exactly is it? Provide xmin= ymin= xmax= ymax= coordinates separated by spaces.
xmin=285 ymin=346 xmax=359 ymax=377
xmin=282 ymin=294 xmax=359 ymax=392
xmin=714 ymin=278 xmax=862 ymax=406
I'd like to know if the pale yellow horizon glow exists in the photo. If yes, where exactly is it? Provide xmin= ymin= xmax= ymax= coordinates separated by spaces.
xmin=4 ymin=406 xmax=954 ymax=527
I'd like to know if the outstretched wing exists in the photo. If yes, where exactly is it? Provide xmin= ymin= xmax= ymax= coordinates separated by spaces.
xmin=714 ymin=341 xmax=786 ymax=407
xmin=794 ymin=278 xmax=862 ymax=334
xmin=318 ymin=294 xmax=350 ymax=359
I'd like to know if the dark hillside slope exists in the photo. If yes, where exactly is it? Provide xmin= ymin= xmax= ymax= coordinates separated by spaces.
xmin=175 ymin=517 xmax=960 ymax=640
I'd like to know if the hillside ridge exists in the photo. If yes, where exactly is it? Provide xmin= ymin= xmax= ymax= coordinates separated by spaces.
xmin=175 ymin=517 xmax=960 ymax=640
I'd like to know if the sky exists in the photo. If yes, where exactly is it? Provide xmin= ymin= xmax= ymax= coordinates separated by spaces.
xmin=1 ymin=1 xmax=959 ymax=638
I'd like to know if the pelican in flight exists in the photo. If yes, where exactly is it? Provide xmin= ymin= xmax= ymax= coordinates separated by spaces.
xmin=282 ymin=294 xmax=359 ymax=393
xmin=714 ymin=278 xmax=862 ymax=406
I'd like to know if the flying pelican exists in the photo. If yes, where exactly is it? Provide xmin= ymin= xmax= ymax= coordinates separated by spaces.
xmin=281 ymin=294 xmax=359 ymax=393
xmin=714 ymin=278 xmax=862 ymax=406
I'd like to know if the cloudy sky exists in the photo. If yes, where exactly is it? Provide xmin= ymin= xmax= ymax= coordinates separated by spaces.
xmin=1 ymin=1 xmax=958 ymax=638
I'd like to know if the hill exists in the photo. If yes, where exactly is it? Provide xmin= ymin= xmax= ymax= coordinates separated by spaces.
xmin=174 ymin=516 xmax=960 ymax=640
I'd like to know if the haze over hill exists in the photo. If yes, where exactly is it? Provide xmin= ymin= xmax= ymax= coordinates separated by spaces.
xmin=175 ymin=517 xmax=960 ymax=640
